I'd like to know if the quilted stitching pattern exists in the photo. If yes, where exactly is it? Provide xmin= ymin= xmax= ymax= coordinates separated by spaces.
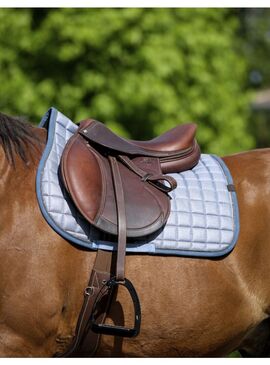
xmin=154 ymin=159 xmax=233 ymax=252
xmin=38 ymin=110 xmax=238 ymax=255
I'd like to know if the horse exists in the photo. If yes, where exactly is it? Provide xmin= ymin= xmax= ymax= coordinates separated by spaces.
xmin=0 ymin=111 xmax=270 ymax=358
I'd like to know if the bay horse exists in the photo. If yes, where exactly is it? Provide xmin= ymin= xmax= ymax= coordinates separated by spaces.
xmin=0 ymin=112 xmax=270 ymax=357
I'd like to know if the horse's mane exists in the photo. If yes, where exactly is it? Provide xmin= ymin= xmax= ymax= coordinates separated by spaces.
xmin=0 ymin=112 xmax=41 ymax=165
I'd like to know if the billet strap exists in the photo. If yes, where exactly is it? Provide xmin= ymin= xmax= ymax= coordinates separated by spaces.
xmin=56 ymin=250 xmax=114 ymax=357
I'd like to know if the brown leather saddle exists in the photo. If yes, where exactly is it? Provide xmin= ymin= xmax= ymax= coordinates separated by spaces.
xmin=58 ymin=119 xmax=200 ymax=356
xmin=61 ymin=120 xmax=200 ymax=237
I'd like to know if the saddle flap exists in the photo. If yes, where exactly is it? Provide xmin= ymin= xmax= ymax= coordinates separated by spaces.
xmin=60 ymin=133 xmax=104 ymax=223
xmin=60 ymin=132 xmax=170 ymax=238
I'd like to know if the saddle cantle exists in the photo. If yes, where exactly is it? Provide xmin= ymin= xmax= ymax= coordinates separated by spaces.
xmin=59 ymin=117 xmax=201 ymax=354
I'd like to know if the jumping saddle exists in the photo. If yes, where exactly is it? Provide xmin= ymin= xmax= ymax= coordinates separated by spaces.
xmin=59 ymin=119 xmax=200 ymax=356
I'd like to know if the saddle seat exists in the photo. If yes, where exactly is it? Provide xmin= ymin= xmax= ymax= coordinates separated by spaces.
xmin=132 ymin=123 xmax=197 ymax=152
xmin=79 ymin=120 xmax=200 ymax=173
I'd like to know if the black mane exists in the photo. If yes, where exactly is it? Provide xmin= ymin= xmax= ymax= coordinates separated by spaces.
xmin=0 ymin=112 xmax=40 ymax=165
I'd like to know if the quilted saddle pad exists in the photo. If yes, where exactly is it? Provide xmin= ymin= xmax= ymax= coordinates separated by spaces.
xmin=36 ymin=108 xmax=240 ymax=258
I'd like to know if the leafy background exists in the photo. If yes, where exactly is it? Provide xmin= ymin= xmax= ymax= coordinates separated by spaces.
xmin=1 ymin=8 xmax=269 ymax=156
xmin=1 ymin=7 xmax=270 ymax=358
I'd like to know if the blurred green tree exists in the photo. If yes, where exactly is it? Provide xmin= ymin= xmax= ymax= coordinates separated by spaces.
xmin=237 ymin=8 xmax=270 ymax=89
xmin=0 ymin=8 xmax=254 ymax=154
xmin=236 ymin=9 xmax=270 ymax=149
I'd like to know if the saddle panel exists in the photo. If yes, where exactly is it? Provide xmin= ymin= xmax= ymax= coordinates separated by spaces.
xmin=60 ymin=132 xmax=170 ymax=238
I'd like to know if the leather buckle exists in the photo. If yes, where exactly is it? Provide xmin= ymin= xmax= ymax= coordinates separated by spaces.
xmin=141 ymin=173 xmax=152 ymax=182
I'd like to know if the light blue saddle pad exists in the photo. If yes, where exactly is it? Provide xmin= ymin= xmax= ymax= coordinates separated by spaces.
xmin=36 ymin=108 xmax=240 ymax=258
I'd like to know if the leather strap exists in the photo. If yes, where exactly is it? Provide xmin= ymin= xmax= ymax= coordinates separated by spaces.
xmin=118 ymin=155 xmax=177 ymax=192
xmin=56 ymin=250 xmax=114 ymax=357
xmin=109 ymin=156 xmax=127 ymax=282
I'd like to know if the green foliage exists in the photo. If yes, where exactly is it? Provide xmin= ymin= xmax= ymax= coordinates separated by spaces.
xmin=0 ymin=8 xmax=254 ymax=155
xmin=238 ymin=9 xmax=270 ymax=88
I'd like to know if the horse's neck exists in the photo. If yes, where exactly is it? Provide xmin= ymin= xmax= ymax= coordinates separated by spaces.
xmin=33 ymin=126 xmax=47 ymax=143
xmin=18 ymin=126 xmax=47 ymax=169
xmin=0 ymin=125 xmax=47 ymax=214
xmin=31 ymin=126 xmax=47 ymax=163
